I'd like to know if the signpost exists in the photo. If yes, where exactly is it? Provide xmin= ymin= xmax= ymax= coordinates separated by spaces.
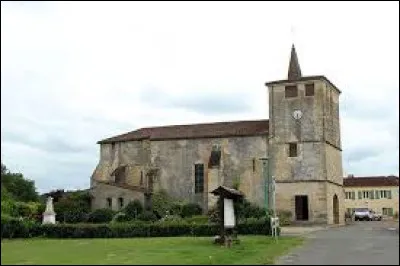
xmin=211 ymin=186 xmax=244 ymax=247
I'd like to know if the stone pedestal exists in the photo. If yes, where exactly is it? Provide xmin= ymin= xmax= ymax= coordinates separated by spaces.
xmin=42 ymin=212 xmax=56 ymax=224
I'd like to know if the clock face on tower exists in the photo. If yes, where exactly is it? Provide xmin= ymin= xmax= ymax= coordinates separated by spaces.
xmin=292 ymin=110 xmax=303 ymax=120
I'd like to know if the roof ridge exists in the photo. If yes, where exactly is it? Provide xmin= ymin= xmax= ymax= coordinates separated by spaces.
xmin=139 ymin=119 xmax=269 ymax=130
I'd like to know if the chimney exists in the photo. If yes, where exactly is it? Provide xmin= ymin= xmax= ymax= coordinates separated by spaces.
xmin=348 ymin=174 xmax=354 ymax=178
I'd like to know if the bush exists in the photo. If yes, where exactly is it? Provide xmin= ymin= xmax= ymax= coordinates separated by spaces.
xmin=1 ymin=216 xmax=275 ymax=239
xmin=183 ymin=215 xmax=209 ymax=224
xmin=1 ymin=200 xmax=18 ymax=217
xmin=207 ymin=206 xmax=220 ymax=224
xmin=54 ymin=194 xmax=90 ymax=223
xmin=235 ymin=199 xmax=266 ymax=220
xmin=61 ymin=211 xmax=88 ymax=224
xmin=1 ymin=215 xmax=39 ymax=239
xmin=277 ymin=210 xmax=292 ymax=226
xmin=15 ymin=202 xmax=42 ymax=219
xmin=123 ymin=200 xmax=143 ymax=219
xmin=137 ymin=211 xmax=158 ymax=222
xmin=151 ymin=190 xmax=184 ymax=218
xmin=87 ymin=209 xmax=115 ymax=224
xmin=112 ymin=212 xmax=131 ymax=223
xmin=181 ymin=203 xmax=202 ymax=218
xmin=160 ymin=215 xmax=182 ymax=222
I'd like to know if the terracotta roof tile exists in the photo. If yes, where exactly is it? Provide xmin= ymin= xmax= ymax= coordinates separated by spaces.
xmin=343 ymin=176 xmax=399 ymax=187
xmin=98 ymin=119 xmax=269 ymax=144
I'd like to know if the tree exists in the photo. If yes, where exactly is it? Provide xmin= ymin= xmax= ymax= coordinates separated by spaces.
xmin=1 ymin=163 xmax=39 ymax=202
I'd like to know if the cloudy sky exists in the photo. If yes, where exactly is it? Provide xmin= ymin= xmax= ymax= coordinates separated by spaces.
xmin=1 ymin=1 xmax=399 ymax=193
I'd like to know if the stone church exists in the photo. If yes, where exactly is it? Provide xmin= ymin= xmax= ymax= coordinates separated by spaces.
xmin=90 ymin=45 xmax=345 ymax=225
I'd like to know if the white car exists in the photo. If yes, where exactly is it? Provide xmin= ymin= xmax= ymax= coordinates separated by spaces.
xmin=354 ymin=208 xmax=373 ymax=221
xmin=370 ymin=210 xmax=382 ymax=221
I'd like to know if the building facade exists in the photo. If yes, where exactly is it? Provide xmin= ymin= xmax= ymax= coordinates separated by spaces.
xmin=90 ymin=45 xmax=346 ymax=225
xmin=344 ymin=175 xmax=399 ymax=217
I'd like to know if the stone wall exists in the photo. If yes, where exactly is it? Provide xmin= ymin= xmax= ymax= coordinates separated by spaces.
xmin=90 ymin=181 xmax=145 ymax=211
xmin=275 ymin=181 xmax=328 ymax=224
xmin=149 ymin=136 xmax=267 ymax=211
xmin=91 ymin=135 xmax=267 ymax=211
xmin=325 ymin=144 xmax=343 ymax=185
xmin=326 ymin=182 xmax=346 ymax=224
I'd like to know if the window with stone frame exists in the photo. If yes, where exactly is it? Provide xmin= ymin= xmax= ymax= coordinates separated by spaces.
xmin=106 ymin=197 xmax=112 ymax=208
xmin=305 ymin=83 xmax=315 ymax=96
xmin=382 ymin=208 xmax=394 ymax=216
xmin=208 ymin=145 xmax=221 ymax=168
xmin=118 ymin=197 xmax=124 ymax=209
xmin=140 ymin=171 xmax=144 ymax=186
xmin=194 ymin=164 xmax=204 ymax=193
xmin=288 ymin=143 xmax=298 ymax=157
xmin=112 ymin=165 xmax=126 ymax=184
xmin=285 ymin=85 xmax=298 ymax=98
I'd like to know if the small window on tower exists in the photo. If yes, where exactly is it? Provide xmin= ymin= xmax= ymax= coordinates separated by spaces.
xmin=305 ymin=83 xmax=315 ymax=96
xmin=285 ymin=85 xmax=298 ymax=98
xmin=289 ymin=143 xmax=297 ymax=157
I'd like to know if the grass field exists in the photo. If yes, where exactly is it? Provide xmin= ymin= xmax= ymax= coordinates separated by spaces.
xmin=1 ymin=236 xmax=303 ymax=265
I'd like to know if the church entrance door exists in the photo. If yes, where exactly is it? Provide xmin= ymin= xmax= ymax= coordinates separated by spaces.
xmin=333 ymin=194 xmax=339 ymax=224
xmin=295 ymin=195 xmax=309 ymax=221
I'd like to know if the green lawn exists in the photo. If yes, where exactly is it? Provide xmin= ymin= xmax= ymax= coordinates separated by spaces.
xmin=1 ymin=236 xmax=303 ymax=265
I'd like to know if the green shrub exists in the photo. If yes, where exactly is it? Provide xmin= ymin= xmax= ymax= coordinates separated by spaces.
xmin=183 ymin=215 xmax=209 ymax=224
xmin=235 ymin=199 xmax=266 ymax=220
xmin=1 ymin=216 xmax=275 ymax=239
xmin=87 ymin=209 xmax=115 ymax=224
xmin=1 ymin=200 xmax=18 ymax=217
xmin=170 ymin=203 xmax=183 ymax=216
xmin=151 ymin=190 xmax=184 ymax=218
xmin=277 ymin=210 xmax=292 ymax=226
xmin=61 ymin=210 xmax=88 ymax=224
xmin=1 ymin=215 xmax=39 ymax=239
xmin=160 ymin=214 xmax=182 ymax=222
xmin=181 ymin=203 xmax=202 ymax=218
xmin=207 ymin=206 xmax=220 ymax=224
xmin=123 ymin=200 xmax=143 ymax=219
xmin=137 ymin=211 xmax=158 ymax=222
xmin=112 ymin=212 xmax=131 ymax=223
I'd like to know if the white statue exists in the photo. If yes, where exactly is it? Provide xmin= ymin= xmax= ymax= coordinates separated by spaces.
xmin=42 ymin=196 xmax=56 ymax=224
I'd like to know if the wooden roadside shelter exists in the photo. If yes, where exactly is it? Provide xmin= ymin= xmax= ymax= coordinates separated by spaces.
xmin=210 ymin=186 xmax=244 ymax=246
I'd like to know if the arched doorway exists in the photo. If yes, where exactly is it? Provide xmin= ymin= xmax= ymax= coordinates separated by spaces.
xmin=333 ymin=194 xmax=339 ymax=224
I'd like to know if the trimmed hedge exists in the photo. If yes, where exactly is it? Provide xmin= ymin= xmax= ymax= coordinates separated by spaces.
xmin=181 ymin=203 xmax=202 ymax=218
xmin=1 ymin=215 xmax=278 ymax=239
xmin=87 ymin=208 xmax=116 ymax=224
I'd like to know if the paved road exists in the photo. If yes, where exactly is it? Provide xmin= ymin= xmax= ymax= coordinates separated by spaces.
xmin=277 ymin=221 xmax=399 ymax=265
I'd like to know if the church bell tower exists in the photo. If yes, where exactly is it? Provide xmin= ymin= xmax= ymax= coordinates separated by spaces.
xmin=265 ymin=44 xmax=345 ymax=225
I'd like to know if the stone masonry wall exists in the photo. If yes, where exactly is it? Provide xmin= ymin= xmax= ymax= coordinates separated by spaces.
xmin=90 ymin=181 xmax=145 ymax=211
xmin=91 ymin=136 xmax=267 ymax=211
xmin=275 ymin=182 xmax=328 ymax=224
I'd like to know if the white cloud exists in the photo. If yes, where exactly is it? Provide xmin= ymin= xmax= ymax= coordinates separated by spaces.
xmin=1 ymin=1 xmax=398 ymax=192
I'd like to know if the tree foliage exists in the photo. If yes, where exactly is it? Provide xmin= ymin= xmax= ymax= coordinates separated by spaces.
xmin=1 ymin=163 xmax=39 ymax=202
